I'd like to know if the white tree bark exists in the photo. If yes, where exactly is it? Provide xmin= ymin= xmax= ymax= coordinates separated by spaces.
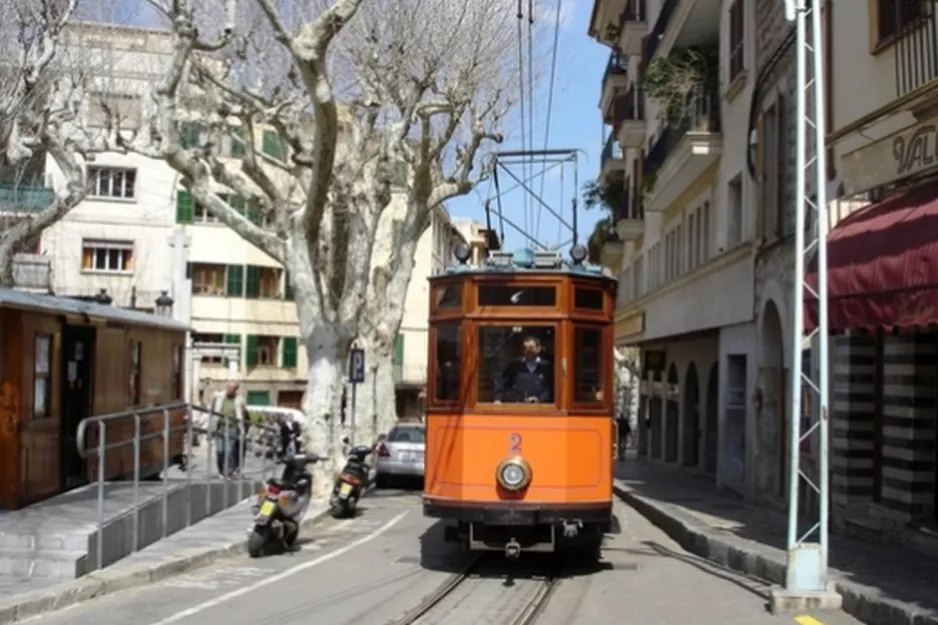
xmin=126 ymin=0 xmax=542 ymax=477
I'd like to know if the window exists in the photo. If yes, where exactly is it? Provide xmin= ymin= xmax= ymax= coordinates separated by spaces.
xmin=727 ymin=176 xmax=743 ymax=247
xmin=435 ymin=284 xmax=462 ymax=309
xmin=88 ymin=166 xmax=136 ymax=199
xmin=388 ymin=425 xmax=426 ymax=443
xmin=574 ymin=327 xmax=604 ymax=404
xmin=246 ymin=390 xmax=271 ymax=406
xmin=179 ymin=122 xmax=203 ymax=149
xmin=81 ymin=240 xmax=133 ymax=273
xmin=173 ymin=344 xmax=184 ymax=399
xmin=283 ymin=270 xmax=294 ymax=300
xmin=575 ymin=288 xmax=605 ymax=311
xmin=701 ymin=201 xmax=711 ymax=260
xmin=728 ymin=1 xmax=745 ymax=81
xmin=246 ymin=335 xmax=279 ymax=367
xmin=434 ymin=323 xmax=461 ymax=401
xmin=246 ymin=265 xmax=282 ymax=299
xmin=33 ymin=333 xmax=51 ymax=419
xmin=477 ymin=325 xmax=555 ymax=405
xmin=226 ymin=264 xmax=244 ymax=297
xmin=876 ymin=0 xmax=924 ymax=45
xmin=478 ymin=285 xmax=556 ymax=307
xmin=87 ymin=92 xmax=141 ymax=130
xmin=129 ymin=340 xmax=141 ymax=405
xmin=262 ymin=129 xmax=285 ymax=160
xmin=761 ymin=104 xmax=779 ymax=240
xmin=393 ymin=334 xmax=404 ymax=368
xmin=223 ymin=194 xmax=262 ymax=225
xmin=194 ymin=199 xmax=218 ymax=223
xmin=191 ymin=263 xmax=226 ymax=296
xmin=281 ymin=337 xmax=298 ymax=368
xmin=229 ymin=126 xmax=246 ymax=158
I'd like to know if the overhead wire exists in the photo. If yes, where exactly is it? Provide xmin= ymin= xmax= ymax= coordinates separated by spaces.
xmin=515 ymin=0 xmax=528 ymax=234
xmin=535 ymin=0 xmax=562 ymax=245
xmin=526 ymin=0 xmax=536 ymax=244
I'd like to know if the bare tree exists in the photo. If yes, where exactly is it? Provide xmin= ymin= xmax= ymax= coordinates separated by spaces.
xmin=0 ymin=0 xmax=101 ymax=286
xmin=116 ymin=0 xmax=541 ymax=487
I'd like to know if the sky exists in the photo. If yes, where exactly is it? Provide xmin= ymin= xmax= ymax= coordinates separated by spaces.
xmin=445 ymin=0 xmax=610 ymax=252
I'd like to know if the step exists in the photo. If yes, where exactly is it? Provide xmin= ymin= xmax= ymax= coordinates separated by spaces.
xmin=0 ymin=531 xmax=89 ymax=552
xmin=0 ymin=549 xmax=88 ymax=579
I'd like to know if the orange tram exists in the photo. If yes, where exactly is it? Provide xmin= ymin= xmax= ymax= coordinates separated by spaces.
xmin=423 ymin=243 xmax=617 ymax=560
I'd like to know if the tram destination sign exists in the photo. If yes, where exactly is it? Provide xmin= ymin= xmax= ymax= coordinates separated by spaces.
xmin=841 ymin=116 xmax=938 ymax=196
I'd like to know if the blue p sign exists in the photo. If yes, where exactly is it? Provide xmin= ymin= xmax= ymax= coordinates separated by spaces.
xmin=349 ymin=348 xmax=365 ymax=384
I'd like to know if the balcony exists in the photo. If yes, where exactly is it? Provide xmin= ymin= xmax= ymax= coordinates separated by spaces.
xmin=600 ymin=134 xmax=626 ymax=182
xmin=894 ymin=2 xmax=938 ymax=99
xmin=600 ymin=52 xmax=629 ymax=116
xmin=0 ymin=185 xmax=54 ymax=213
xmin=614 ymin=85 xmax=646 ymax=148
xmin=12 ymin=253 xmax=51 ymax=292
xmin=617 ymin=0 xmax=648 ymax=56
xmin=643 ymin=90 xmax=722 ymax=212
xmin=643 ymin=0 xmax=720 ymax=64
xmin=614 ymin=185 xmax=644 ymax=241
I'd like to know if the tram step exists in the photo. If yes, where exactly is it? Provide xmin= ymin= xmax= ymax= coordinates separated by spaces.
xmin=0 ymin=548 xmax=88 ymax=579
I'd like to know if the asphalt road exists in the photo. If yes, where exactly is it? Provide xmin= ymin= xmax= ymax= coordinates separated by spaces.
xmin=24 ymin=488 xmax=865 ymax=625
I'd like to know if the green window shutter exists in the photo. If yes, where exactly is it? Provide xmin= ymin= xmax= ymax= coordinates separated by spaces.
xmin=180 ymin=122 xmax=202 ymax=149
xmin=393 ymin=334 xmax=404 ymax=365
xmin=245 ymin=334 xmax=259 ymax=368
xmin=245 ymin=265 xmax=261 ymax=298
xmin=176 ymin=190 xmax=194 ymax=224
xmin=283 ymin=269 xmax=294 ymax=300
xmin=185 ymin=262 xmax=193 ymax=279
xmin=223 ymin=334 xmax=241 ymax=367
xmin=229 ymin=195 xmax=246 ymax=215
xmin=225 ymin=264 xmax=244 ymax=297
xmin=281 ymin=337 xmax=298 ymax=368
xmin=246 ymin=390 xmax=270 ymax=406
xmin=262 ymin=130 xmax=283 ymax=160
xmin=230 ymin=126 xmax=245 ymax=158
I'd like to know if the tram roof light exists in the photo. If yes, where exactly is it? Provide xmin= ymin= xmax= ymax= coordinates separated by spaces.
xmin=512 ymin=247 xmax=535 ymax=268
xmin=453 ymin=242 xmax=471 ymax=264
xmin=570 ymin=244 xmax=588 ymax=264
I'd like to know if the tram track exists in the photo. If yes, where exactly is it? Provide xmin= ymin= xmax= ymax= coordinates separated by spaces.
xmin=385 ymin=556 xmax=561 ymax=625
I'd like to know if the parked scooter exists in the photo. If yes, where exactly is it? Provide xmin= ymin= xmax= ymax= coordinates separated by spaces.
xmin=330 ymin=438 xmax=374 ymax=518
xmin=249 ymin=451 xmax=319 ymax=557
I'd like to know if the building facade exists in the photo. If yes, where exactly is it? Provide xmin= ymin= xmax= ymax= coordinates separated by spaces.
xmin=589 ymin=0 xmax=760 ymax=491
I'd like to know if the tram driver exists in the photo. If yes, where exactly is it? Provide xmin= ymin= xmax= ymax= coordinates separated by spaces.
xmin=493 ymin=335 xmax=553 ymax=404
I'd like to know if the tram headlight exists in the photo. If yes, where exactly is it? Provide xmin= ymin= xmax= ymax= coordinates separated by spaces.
xmin=496 ymin=457 xmax=532 ymax=491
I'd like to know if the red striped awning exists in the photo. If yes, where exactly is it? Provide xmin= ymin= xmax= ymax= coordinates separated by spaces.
xmin=805 ymin=181 xmax=938 ymax=333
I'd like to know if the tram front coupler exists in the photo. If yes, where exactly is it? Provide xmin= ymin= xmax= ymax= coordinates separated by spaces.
xmin=505 ymin=537 xmax=522 ymax=559
xmin=561 ymin=519 xmax=583 ymax=538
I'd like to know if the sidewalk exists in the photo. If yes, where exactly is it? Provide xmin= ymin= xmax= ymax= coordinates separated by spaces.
xmin=614 ymin=458 xmax=938 ymax=625
xmin=0 ymin=497 xmax=329 ymax=623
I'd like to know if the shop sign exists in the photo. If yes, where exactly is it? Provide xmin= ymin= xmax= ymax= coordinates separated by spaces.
xmin=841 ymin=116 xmax=938 ymax=195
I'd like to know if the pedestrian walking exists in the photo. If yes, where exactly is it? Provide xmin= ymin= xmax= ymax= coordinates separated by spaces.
xmin=616 ymin=413 xmax=631 ymax=460
xmin=211 ymin=380 xmax=247 ymax=478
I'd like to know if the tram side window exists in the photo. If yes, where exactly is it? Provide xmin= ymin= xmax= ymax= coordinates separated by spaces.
xmin=434 ymin=323 xmax=461 ymax=401
xmin=477 ymin=325 xmax=555 ymax=405
xmin=574 ymin=327 xmax=604 ymax=404
xmin=478 ymin=285 xmax=556 ymax=307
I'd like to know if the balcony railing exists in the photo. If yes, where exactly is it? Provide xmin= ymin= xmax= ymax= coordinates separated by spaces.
xmin=894 ymin=1 xmax=938 ymax=97
xmin=613 ymin=185 xmax=644 ymax=221
xmin=620 ymin=0 xmax=647 ymax=23
xmin=0 ymin=185 xmax=54 ymax=213
xmin=643 ymin=89 xmax=721 ymax=179
xmin=602 ymin=51 xmax=629 ymax=90
xmin=644 ymin=0 xmax=679 ymax=62
xmin=602 ymin=134 xmax=624 ymax=167
xmin=614 ymin=85 xmax=645 ymax=124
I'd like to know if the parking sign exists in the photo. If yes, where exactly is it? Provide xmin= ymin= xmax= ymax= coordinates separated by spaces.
xmin=348 ymin=348 xmax=365 ymax=384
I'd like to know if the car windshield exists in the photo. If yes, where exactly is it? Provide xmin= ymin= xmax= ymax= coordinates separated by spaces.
xmin=388 ymin=427 xmax=426 ymax=443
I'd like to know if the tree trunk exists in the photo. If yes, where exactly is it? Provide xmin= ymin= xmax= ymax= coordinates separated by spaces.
xmin=352 ymin=340 xmax=398 ymax=440
xmin=301 ymin=325 xmax=346 ymax=499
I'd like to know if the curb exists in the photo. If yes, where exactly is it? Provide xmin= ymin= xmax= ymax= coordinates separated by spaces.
xmin=613 ymin=483 xmax=938 ymax=625
xmin=0 ymin=505 xmax=332 ymax=625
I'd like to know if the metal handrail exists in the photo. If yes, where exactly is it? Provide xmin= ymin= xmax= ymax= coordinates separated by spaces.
xmin=76 ymin=402 xmax=287 ymax=572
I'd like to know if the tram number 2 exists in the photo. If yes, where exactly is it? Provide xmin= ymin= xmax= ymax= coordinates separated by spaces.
xmin=509 ymin=433 xmax=522 ymax=454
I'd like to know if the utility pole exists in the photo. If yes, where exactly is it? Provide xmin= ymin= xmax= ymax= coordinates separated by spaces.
xmin=771 ymin=0 xmax=838 ymax=613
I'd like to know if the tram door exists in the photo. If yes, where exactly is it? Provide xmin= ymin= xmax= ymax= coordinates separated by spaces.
xmin=61 ymin=325 xmax=96 ymax=490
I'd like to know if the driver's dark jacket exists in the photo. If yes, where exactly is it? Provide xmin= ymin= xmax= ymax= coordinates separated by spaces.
xmin=495 ymin=358 xmax=552 ymax=402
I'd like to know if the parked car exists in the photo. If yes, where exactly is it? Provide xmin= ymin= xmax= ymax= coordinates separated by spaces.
xmin=375 ymin=423 xmax=426 ymax=488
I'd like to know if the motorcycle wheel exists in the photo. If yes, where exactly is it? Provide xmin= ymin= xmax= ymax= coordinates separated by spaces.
xmin=248 ymin=528 xmax=267 ymax=558
xmin=330 ymin=500 xmax=347 ymax=519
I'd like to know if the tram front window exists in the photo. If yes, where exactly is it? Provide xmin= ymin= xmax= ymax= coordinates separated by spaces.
xmin=477 ymin=325 xmax=555 ymax=405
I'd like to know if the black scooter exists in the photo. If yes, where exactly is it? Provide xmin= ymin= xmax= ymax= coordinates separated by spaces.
xmin=249 ymin=451 xmax=319 ymax=557
xmin=330 ymin=438 xmax=374 ymax=518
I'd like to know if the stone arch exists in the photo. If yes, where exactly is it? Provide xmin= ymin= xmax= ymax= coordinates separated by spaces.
xmin=682 ymin=362 xmax=700 ymax=467
xmin=758 ymin=298 xmax=788 ymax=497
xmin=704 ymin=362 xmax=719 ymax=474
xmin=665 ymin=363 xmax=680 ymax=463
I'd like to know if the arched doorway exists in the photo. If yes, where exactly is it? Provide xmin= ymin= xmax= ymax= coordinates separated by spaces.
xmin=758 ymin=300 xmax=787 ymax=497
xmin=682 ymin=363 xmax=700 ymax=467
xmin=704 ymin=364 xmax=719 ymax=475
xmin=649 ymin=371 xmax=662 ymax=459
xmin=665 ymin=364 xmax=679 ymax=463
